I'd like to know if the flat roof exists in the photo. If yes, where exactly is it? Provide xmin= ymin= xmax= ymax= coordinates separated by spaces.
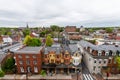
xmin=14 ymin=46 xmax=42 ymax=54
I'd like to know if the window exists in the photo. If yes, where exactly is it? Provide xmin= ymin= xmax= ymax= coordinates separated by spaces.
xmin=18 ymin=55 xmax=22 ymax=58
xmin=116 ymin=50 xmax=120 ymax=56
xmin=57 ymin=55 xmax=59 ymax=58
xmin=33 ymin=60 xmax=37 ymax=65
xmin=94 ymin=60 xmax=96 ymax=63
xmin=26 ymin=55 xmax=30 ymax=58
xmin=102 ymin=51 xmax=105 ymax=56
xmin=51 ymin=59 xmax=54 ymax=63
xmin=104 ymin=60 xmax=106 ymax=64
xmin=20 ymin=67 xmax=24 ymax=72
xmin=109 ymin=50 xmax=112 ymax=56
xmin=108 ymin=59 xmax=111 ymax=64
xmin=34 ymin=67 xmax=38 ymax=73
xmin=93 ymin=66 xmax=96 ymax=71
xmin=99 ymin=61 xmax=101 ymax=64
xmin=27 ymin=67 xmax=31 ymax=73
xmin=19 ymin=60 xmax=23 ymax=65
xmin=33 ymin=55 xmax=37 ymax=58
xmin=26 ymin=60 xmax=30 ymax=65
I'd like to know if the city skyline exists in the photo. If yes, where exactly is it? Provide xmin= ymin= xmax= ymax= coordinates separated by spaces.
xmin=0 ymin=0 xmax=120 ymax=27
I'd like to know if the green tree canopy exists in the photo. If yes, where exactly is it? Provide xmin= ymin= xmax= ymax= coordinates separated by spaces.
xmin=50 ymin=25 xmax=59 ymax=31
xmin=23 ymin=29 xmax=30 ymax=37
xmin=105 ymin=28 xmax=113 ymax=33
xmin=0 ymin=70 xmax=5 ymax=77
xmin=40 ymin=70 xmax=46 ymax=77
xmin=23 ymin=35 xmax=42 ymax=46
xmin=115 ymin=56 xmax=120 ymax=69
xmin=40 ymin=31 xmax=46 ymax=37
xmin=2 ymin=57 xmax=15 ymax=73
xmin=46 ymin=35 xmax=53 ymax=46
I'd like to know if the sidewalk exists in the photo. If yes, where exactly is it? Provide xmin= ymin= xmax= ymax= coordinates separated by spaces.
xmin=102 ymin=73 xmax=120 ymax=80
xmin=29 ymin=74 xmax=72 ymax=80
xmin=0 ymin=74 xmax=26 ymax=80
xmin=0 ymin=74 xmax=72 ymax=80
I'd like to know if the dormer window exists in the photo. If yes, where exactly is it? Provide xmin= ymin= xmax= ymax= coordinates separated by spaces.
xmin=102 ymin=50 xmax=105 ymax=56
xmin=109 ymin=50 xmax=113 ymax=56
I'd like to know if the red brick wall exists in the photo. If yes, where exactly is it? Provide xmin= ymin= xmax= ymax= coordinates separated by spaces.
xmin=15 ymin=52 xmax=42 ymax=74
xmin=65 ymin=26 xmax=76 ymax=32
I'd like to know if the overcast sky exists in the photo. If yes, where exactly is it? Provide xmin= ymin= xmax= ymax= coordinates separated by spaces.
xmin=0 ymin=0 xmax=120 ymax=27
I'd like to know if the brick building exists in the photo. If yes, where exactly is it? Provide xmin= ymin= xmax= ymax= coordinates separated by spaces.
xmin=14 ymin=47 xmax=43 ymax=74
xmin=64 ymin=26 xmax=81 ymax=40
xmin=65 ymin=26 xmax=76 ymax=32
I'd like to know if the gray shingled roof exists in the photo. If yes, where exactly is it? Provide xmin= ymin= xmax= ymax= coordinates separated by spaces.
xmin=45 ymin=47 xmax=62 ymax=54
xmin=78 ymin=40 xmax=120 ymax=52
xmin=69 ymin=44 xmax=79 ymax=53
xmin=14 ymin=47 xmax=42 ymax=54
xmin=45 ymin=44 xmax=62 ymax=54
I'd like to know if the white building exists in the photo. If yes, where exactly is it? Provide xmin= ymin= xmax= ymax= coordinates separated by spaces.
xmin=78 ymin=40 xmax=120 ymax=74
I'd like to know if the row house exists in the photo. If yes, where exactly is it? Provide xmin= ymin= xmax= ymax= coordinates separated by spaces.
xmin=69 ymin=44 xmax=82 ymax=72
xmin=78 ymin=40 xmax=120 ymax=74
xmin=13 ymin=47 xmax=43 ymax=74
xmin=42 ymin=44 xmax=82 ymax=75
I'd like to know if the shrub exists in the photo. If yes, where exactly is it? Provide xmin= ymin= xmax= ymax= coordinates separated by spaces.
xmin=0 ymin=70 xmax=5 ymax=77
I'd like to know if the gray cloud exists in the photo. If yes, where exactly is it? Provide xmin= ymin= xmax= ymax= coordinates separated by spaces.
xmin=0 ymin=0 xmax=120 ymax=27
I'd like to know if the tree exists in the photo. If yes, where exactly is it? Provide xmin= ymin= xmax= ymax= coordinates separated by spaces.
xmin=6 ymin=31 xmax=12 ymax=36
xmin=0 ymin=70 xmax=5 ymax=77
xmin=23 ymin=35 xmax=42 ymax=46
xmin=50 ymin=25 xmax=59 ymax=31
xmin=2 ymin=57 xmax=15 ymax=73
xmin=40 ymin=70 xmax=46 ymax=77
xmin=40 ymin=31 xmax=46 ymax=37
xmin=23 ymin=29 xmax=30 ymax=37
xmin=46 ymin=35 xmax=53 ymax=46
xmin=115 ymin=56 xmax=120 ymax=69
xmin=105 ymin=28 xmax=113 ymax=33
xmin=23 ymin=35 xmax=32 ymax=45
xmin=28 ymin=38 xmax=42 ymax=46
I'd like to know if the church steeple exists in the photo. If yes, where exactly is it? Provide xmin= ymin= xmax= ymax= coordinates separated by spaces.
xmin=26 ymin=23 xmax=29 ymax=29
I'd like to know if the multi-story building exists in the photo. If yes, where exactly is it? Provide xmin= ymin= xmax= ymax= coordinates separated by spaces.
xmin=63 ymin=26 xmax=81 ymax=40
xmin=0 ymin=52 xmax=7 ymax=69
xmin=14 ymin=47 xmax=43 ymax=74
xmin=65 ymin=26 xmax=76 ymax=32
xmin=42 ymin=44 xmax=82 ymax=75
xmin=78 ymin=40 xmax=120 ymax=74
xmin=69 ymin=44 xmax=82 ymax=72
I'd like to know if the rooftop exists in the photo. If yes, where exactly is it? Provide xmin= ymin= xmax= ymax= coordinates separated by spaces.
xmin=45 ymin=44 xmax=62 ymax=54
xmin=69 ymin=44 xmax=79 ymax=54
xmin=79 ymin=40 xmax=120 ymax=52
xmin=14 ymin=46 xmax=42 ymax=54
